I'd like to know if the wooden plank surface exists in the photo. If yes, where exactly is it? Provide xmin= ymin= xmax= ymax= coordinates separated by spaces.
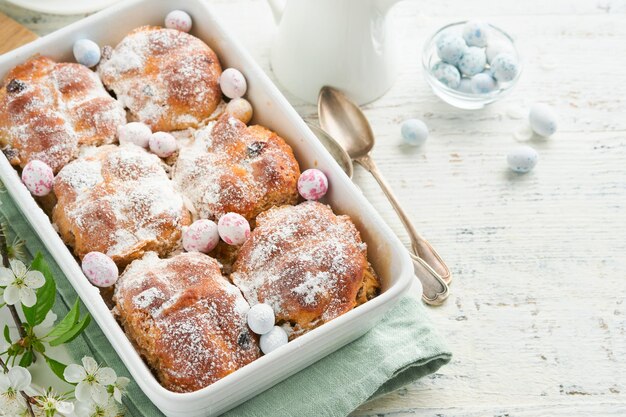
xmin=0 ymin=12 xmax=37 ymax=54
xmin=0 ymin=0 xmax=625 ymax=416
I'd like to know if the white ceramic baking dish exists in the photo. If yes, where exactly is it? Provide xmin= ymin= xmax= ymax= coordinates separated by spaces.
xmin=0 ymin=0 xmax=415 ymax=415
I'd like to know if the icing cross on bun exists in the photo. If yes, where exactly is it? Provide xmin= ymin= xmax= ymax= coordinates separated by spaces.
xmin=98 ymin=26 xmax=222 ymax=131
xmin=172 ymin=113 xmax=300 ymax=223
xmin=114 ymin=252 xmax=260 ymax=392
xmin=0 ymin=56 xmax=126 ymax=173
xmin=232 ymin=202 xmax=380 ymax=338
xmin=52 ymin=144 xmax=191 ymax=266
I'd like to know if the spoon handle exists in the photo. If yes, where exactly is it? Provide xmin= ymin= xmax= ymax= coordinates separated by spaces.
xmin=356 ymin=155 xmax=452 ymax=289
xmin=410 ymin=252 xmax=449 ymax=305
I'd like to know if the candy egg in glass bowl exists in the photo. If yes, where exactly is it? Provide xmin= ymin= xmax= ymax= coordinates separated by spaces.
xmin=422 ymin=21 xmax=522 ymax=109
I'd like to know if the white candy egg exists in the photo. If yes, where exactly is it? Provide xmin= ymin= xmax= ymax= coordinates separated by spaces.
xmin=165 ymin=10 xmax=193 ymax=32
xmin=431 ymin=61 xmax=461 ymax=88
xmin=490 ymin=53 xmax=519 ymax=83
xmin=462 ymin=20 xmax=490 ymax=47
xmin=149 ymin=132 xmax=178 ymax=158
xmin=226 ymin=98 xmax=253 ymax=124
xmin=247 ymin=304 xmax=275 ymax=335
xmin=401 ymin=119 xmax=429 ymax=146
xmin=507 ymin=145 xmax=538 ymax=173
xmin=458 ymin=47 xmax=487 ymax=76
xmin=297 ymin=169 xmax=329 ymax=200
xmin=182 ymin=219 xmax=220 ymax=253
xmin=436 ymin=34 xmax=468 ymax=66
xmin=21 ymin=160 xmax=54 ymax=197
xmin=486 ymin=39 xmax=515 ymax=64
xmin=220 ymin=68 xmax=247 ymax=99
xmin=529 ymin=103 xmax=558 ymax=137
xmin=82 ymin=251 xmax=119 ymax=287
xmin=73 ymin=39 xmax=101 ymax=68
xmin=260 ymin=326 xmax=288 ymax=354
xmin=218 ymin=212 xmax=251 ymax=245
xmin=118 ymin=122 xmax=152 ymax=148
xmin=470 ymin=72 xmax=497 ymax=94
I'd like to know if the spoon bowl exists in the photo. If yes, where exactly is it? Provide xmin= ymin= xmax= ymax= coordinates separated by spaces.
xmin=306 ymin=122 xmax=354 ymax=179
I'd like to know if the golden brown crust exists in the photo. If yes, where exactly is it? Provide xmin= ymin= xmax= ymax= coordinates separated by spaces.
xmin=232 ymin=202 xmax=380 ymax=338
xmin=98 ymin=26 xmax=222 ymax=131
xmin=172 ymin=113 xmax=300 ymax=224
xmin=0 ymin=56 xmax=125 ymax=173
xmin=52 ymin=144 xmax=191 ymax=267
xmin=113 ymin=252 xmax=260 ymax=392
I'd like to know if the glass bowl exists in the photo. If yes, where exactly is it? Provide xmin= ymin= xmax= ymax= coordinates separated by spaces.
xmin=422 ymin=21 xmax=522 ymax=110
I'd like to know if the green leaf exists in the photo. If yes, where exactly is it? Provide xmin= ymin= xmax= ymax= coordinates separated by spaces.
xmin=33 ymin=339 xmax=46 ymax=354
xmin=18 ymin=350 xmax=33 ymax=367
xmin=22 ymin=253 xmax=56 ymax=326
xmin=45 ymin=299 xmax=80 ymax=341
xmin=3 ymin=325 xmax=10 ymax=344
xmin=44 ymin=355 xmax=68 ymax=383
xmin=49 ymin=313 xmax=91 ymax=346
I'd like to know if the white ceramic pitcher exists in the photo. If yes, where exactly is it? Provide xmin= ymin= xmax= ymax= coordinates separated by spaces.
xmin=267 ymin=0 xmax=402 ymax=105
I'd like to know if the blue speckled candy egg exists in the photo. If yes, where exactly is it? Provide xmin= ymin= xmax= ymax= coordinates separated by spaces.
xmin=462 ymin=20 xmax=490 ymax=47
xmin=436 ymin=34 xmax=468 ymax=66
xmin=456 ymin=78 xmax=473 ymax=93
xmin=458 ymin=47 xmax=486 ymax=76
xmin=401 ymin=119 xmax=429 ymax=146
xmin=490 ymin=53 xmax=519 ymax=82
xmin=486 ymin=39 xmax=514 ymax=64
xmin=507 ymin=145 xmax=538 ymax=173
xmin=470 ymin=72 xmax=496 ymax=94
xmin=529 ymin=103 xmax=558 ymax=137
xmin=73 ymin=39 xmax=101 ymax=68
xmin=431 ymin=61 xmax=461 ymax=88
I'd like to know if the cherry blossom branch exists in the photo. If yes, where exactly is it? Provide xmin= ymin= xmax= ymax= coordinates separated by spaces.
xmin=0 ymin=356 xmax=36 ymax=417
xmin=0 ymin=228 xmax=27 ymax=339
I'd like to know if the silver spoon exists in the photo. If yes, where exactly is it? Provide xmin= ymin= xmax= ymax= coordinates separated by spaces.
xmin=317 ymin=86 xmax=450 ymax=305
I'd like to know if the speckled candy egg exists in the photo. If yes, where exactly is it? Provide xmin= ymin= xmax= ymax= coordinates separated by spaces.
xmin=149 ymin=132 xmax=178 ymax=158
xmin=436 ymin=34 xmax=468 ymax=66
xmin=401 ymin=119 xmax=429 ymax=146
xmin=458 ymin=47 xmax=487 ymax=76
xmin=260 ymin=326 xmax=288 ymax=354
xmin=462 ymin=20 xmax=490 ymax=47
xmin=297 ymin=169 xmax=329 ymax=200
xmin=470 ymin=72 xmax=497 ymax=94
xmin=226 ymin=98 xmax=253 ymax=124
xmin=82 ymin=251 xmax=119 ymax=287
xmin=182 ymin=219 xmax=219 ymax=253
xmin=165 ymin=10 xmax=192 ymax=32
xmin=431 ymin=62 xmax=461 ymax=89
xmin=218 ymin=212 xmax=251 ymax=245
xmin=486 ymin=39 xmax=515 ymax=64
xmin=490 ymin=53 xmax=519 ymax=82
xmin=118 ymin=122 xmax=152 ymax=148
xmin=247 ymin=303 xmax=275 ymax=335
xmin=220 ymin=68 xmax=247 ymax=99
xmin=21 ymin=160 xmax=54 ymax=197
xmin=456 ymin=78 xmax=473 ymax=93
xmin=73 ymin=39 xmax=101 ymax=68
xmin=529 ymin=103 xmax=558 ymax=137
xmin=507 ymin=145 xmax=538 ymax=173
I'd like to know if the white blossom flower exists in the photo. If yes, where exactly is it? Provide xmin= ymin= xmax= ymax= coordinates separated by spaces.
xmin=73 ymin=397 xmax=121 ymax=417
xmin=110 ymin=377 xmax=129 ymax=404
xmin=63 ymin=357 xmax=116 ymax=405
xmin=33 ymin=388 xmax=74 ymax=417
xmin=34 ymin=311 xmax=58 ymax=339
xmin=0 ymin=259 xmax=45 ymax=307
xmin=0 ymin=366 xmax=31 ymax=414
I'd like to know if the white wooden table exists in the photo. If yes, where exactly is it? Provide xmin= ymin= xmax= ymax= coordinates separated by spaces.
xmin=1 ymin=0 xmax=625 ymax=415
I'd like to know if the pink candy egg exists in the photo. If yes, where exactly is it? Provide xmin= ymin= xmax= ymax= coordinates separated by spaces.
xmin=118 ymin=122 xmax=152 ymax=148
xmin=82 ymin=251 xmax=119 ymax=288
xmin=220 ymin=68 xmax=247 ymax=99
xmin=149 ymin=132 xmax=178 ymax=158
xmin=21 ymin=160 xmax=54 ymax=197
xmin=297 ymin=169 xmax=328 ymax=200
xmin=182 ymin=219 xmax=220 ymax=253
xmin=165 ymin=10 xmax=193 ymax=33
xmin=218 ymin=213 xmax=250 ymax=245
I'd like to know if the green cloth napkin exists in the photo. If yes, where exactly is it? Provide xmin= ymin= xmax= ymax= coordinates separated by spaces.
xmin=0 ymin=184 xmax=451 ymax=417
